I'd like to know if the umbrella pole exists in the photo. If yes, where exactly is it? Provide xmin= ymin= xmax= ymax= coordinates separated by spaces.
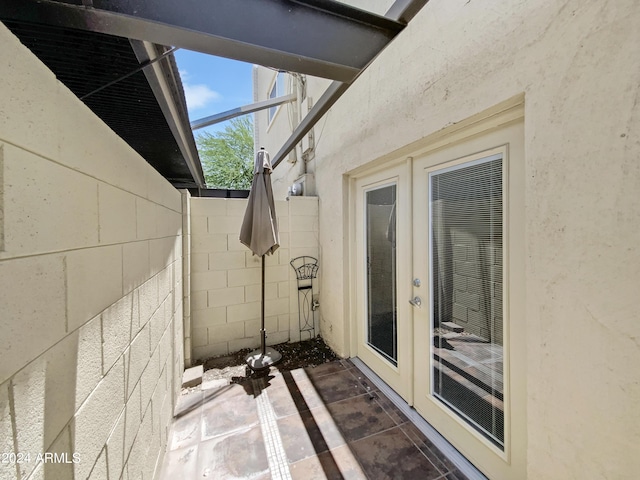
xmin=245 ymin=254 xmax=282 ymax=371
xmin=260 ymin=254 xmax=266 ymax=356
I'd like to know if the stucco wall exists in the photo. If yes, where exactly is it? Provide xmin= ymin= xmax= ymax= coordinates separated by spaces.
xmin=0 ymin=23 xmax=184 ymax=480
xmin=189 ymin=197 xmax=319 ymax=361
xmin=262 ymin=0 xmax=640 ymax=479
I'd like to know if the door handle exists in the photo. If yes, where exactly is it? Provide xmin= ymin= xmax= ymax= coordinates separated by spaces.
xmin=409 ymin=296 xmax=422 ymax=308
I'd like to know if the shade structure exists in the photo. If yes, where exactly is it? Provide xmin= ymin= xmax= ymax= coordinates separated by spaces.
xmin=240 ymin=148 xmax=282 ymax=370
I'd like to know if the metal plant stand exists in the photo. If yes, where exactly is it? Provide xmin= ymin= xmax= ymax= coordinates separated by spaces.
xmin=290 ymin=256 xmax=319 ymax=340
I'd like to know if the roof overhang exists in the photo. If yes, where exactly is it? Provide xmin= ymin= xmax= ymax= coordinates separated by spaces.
xmin=1 ymin=0 xmax=429 ymax=186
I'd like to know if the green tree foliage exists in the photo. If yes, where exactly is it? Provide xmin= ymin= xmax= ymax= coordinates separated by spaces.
xmin=197 ymin=116 xmax=254 ymax=189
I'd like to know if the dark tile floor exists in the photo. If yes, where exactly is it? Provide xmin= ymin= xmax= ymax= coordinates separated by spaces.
xmin=158 ymin=359 xmax=469 ymax=480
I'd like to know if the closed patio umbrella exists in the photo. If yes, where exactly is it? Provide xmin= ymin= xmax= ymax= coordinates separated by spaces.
xmin=240 ymin=147 xmax=282 ymax=370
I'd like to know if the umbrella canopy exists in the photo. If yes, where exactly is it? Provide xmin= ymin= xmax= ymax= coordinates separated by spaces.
xmin=240 ymin=148 xmax=282 ymax=370
xmin=240 ymin=148 xmax=279 ymax=257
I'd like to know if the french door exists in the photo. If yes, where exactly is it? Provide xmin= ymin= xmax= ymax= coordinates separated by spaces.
xmin=354 ymin=120 xmax=525 ymax=479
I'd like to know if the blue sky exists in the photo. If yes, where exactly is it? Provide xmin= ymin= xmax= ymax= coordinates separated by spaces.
xmin=174 ymin=50 xmax=254 ymax=138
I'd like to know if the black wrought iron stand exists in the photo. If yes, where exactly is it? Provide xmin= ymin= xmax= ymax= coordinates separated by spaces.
xmin=290 ymin=256 xmax=319 ymax=340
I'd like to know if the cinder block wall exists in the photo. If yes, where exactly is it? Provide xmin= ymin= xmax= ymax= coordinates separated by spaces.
xmin=0 ymin=24 xmax=184 ymax=480
xmin=189 ymin=196 xmax=319 ymax=361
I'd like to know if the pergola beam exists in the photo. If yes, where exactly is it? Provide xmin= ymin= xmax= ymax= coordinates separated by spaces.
xmin=191 ymin=94 xmax=297 ymax=131
xmin=271 ymin=0 xmax=429 ymax=168
xmin=0 ymin=0 xmax=405 ymax=83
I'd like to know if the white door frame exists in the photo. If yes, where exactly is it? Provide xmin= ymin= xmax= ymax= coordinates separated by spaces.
xmin=346 ymin=98 xmax=526 ymax=480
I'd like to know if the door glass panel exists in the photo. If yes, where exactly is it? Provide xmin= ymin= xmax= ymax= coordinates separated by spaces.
xmin=366 ymin=184 xmax=398 ymax=366
xmin=429 ymin=154 xmax=504 ymax=448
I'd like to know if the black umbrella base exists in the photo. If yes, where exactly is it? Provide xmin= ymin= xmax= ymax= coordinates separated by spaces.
xmin=245 ymin=347 xmax=282 ymax=371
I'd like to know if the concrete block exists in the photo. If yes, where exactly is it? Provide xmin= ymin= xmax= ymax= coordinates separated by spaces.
xmin=158 ymin=266 xmax=173 ymax=303
xmin=0 ymin=26 xmax=59 ymax=159
xmin=278 ymin=282 xmax=290 ymax=298
xmin=190 ymin=215 xmax=208 ymax=235
xmin=88 ymin=445 xmax=108 ymax=480
xmin=265 ymin=264 xmax=289 ymax=283
xmin=159 ymin=323 xmax=173 ymax=369
xmin=279 ymin=233 xmax=290 ymax=248
xmin=453 ymin=244 xmax=468 ymax=261
xmin=136 ymin=197 xmax=158 ymax=240
xmin=0 ymin=254 xmax=66 ymax=385
xmin=192 ymin=306 xmax=227 ymax=328
xmin=192 ymin=328 xmax=209 ymax=348
xmin=10 ymin=356 xmax=44 ymax=479
xmin=74 ymin=315 xmax=104 ymax=408
xmin=228 ymin=336 xmax=260 ymax=353
xmin=124 ymin=383 xmax=141 ymax=461
xmin=246 ymin=251 xmax=262 ymax=267
xmin=209 ymin=287 xmax=245 ymax=308
xmin=140 ymin=350 xmax=160 ymax=413
xmin=278 ymin=249 xmax=290 ymax=265
xmin=278 ymin=315 xmax=291 ymax=332
xmin=0 ymin=381 xmax=15 ymax=480
xmin=208 ymin=322 xmax=245 ymax=343
xmin=225 ymin=199 xmax=248 ymax=216
xmin=228 ymin=268 xmax=261 ymax=287
xmin=126 ymin=324 xmax=151 ymax=399
xmin=44 ymin=426 xmax=74 ymax=480
xmin=290 ymin=231 xmax=319 ymax=249
xmin=98 ymin=183 xmax=137 ymax=245
xmin=66 ymin=245 xmax=123 ymax=332
xmin=266 ymin=297 xmax=289 ymax=317
xmin=74 ymin=357 xmax=124 ymax=480
xmin=227 ymin=301 xmax=261 ymax=323
xmin=492 ymin=282 xmax=503 ymax=300
xmin=454 ymin=290 xmax=480 ymax=312
xmin=157 ymin=207 xmax=182 ymax=238
xmin=245 ymin=283 xmax=278 ymax=303
xmin=208 ymin=216 xmax=242 ymax=234
xmin=123 ymin=241 xmax=150 ymax=294
xmin=149 ymin=300 xmax=167 ymax=353
xmin=182 ymin=365 xmax=203 ymax=388
xmin=452 ymin=303 xmax=468 ymax=323
xmin=208 ymin=251 xmax=246 ymax=271
xmin=227 ymin=233 xmax=247 ymax=251
xmin=149 ymin=237 xmax=177 ymax=273
xmin=147 ymin=172 xmax=182 ymax=214
xmin=490 ymin=265 xmax=503 ymax=283
xmin=454 ymin=260 xmax=480 ymax=279
xmin=266 ymin=331 xmax=290 ymax=346
xmin=190 ymin=198 xmax=226 ymax=217
xmin=103 ymin=294 xmax=134 ymax=374
xmin=193 ymin=342 xmax=229 ymax=362
xmin=191 ymin=234 xmax=228 ymax=253
xmin=190 ymin=253 xmax=210 ymax=272
xmin=191 ymin=270 xmax=227 ymax=292
xmin=3 ymin=145 xmax=99 ymax=255
xmin=139 ymin=276 xmax=159 ymax=327
xmin=106 ymin=409 xmax=126 ymax=480
xmin=453 ymin=274 xmax=467 ymax=292
xmin=191 ymin=290 xmax=208 ymax=311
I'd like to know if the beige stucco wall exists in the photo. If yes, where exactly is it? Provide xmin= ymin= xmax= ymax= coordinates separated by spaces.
xmin=260 ymin=0 xmax=640 ymax=479
xmin=0 ymin=23 xmax=184 ymax=480
xmin=189 ymin=197 xmax=319 ymax=361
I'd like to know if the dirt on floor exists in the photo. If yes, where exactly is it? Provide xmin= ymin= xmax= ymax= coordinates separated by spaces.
xmin=197 ymin=336 xmax=339 ymax=385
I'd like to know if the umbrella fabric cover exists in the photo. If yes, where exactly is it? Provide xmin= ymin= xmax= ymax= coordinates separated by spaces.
xmin=240 ymin=149 xmax=279 ymax=256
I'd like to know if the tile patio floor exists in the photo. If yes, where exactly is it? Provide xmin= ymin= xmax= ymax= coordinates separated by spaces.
xmin=158 ymin=359 xmax=469 ymax=480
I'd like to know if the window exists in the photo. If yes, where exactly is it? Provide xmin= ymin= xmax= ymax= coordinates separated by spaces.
xmin=429 ymin=153 xmax=505 ymax=448
xmin=268 ymin=71 xmax=286 ymax=123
